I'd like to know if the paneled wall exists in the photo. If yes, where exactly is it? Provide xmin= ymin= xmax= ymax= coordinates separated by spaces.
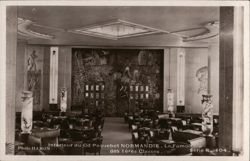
xmin=42 ymin=47 xmax=50 ymax=111
xmin=209 ymin=44 xmax=220 ymax=114
xmin=163 ymin=47 xmax=219 ymax=114
xmin=163 ymin=49 xmax=178 ymax=111
xmin=58 ymin=47 xmax=72 ymax=111
xmin=16 ymin=43 xmax=50 ymax=112
xmin=25 ymin=46 xmax=44 ymax=111
xmin=15 ymin=45 xmax=219 ymax=115
xmin=185 ymin=48 xmax=209 ymax=113
xmin=15 ymin=42 xmax=26 ymax=112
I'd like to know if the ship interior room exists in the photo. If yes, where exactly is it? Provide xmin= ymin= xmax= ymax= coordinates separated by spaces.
xmin=4 ymin=5 xmax=245 ymax=156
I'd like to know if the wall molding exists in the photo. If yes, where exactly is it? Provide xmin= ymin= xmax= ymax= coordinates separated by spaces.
xmin=49 ymin=47 xmax=59 ymax=104
xmin=176 ymin=48 xmax=185 ymax=106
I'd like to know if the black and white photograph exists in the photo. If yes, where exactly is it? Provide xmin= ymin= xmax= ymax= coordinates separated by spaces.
xmin=0 ymin=1 xmax=249 ymax=161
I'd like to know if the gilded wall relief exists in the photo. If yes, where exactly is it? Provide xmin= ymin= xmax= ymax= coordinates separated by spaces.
xmin=196 ymin=66 xmax=208 ymax=94
xmin=72 ymin=48 xmax=163 ymax=116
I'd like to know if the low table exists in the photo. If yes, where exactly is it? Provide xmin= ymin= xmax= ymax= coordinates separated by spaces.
xmin=29 ymin=128 xmax=60 ymax=146
xmin=182 ymin=129 xmax=203 ymax=135
xmin=190 ymin=123 xmax=203 ymax=131
xmin=31 ymin=128 xmax=60 ymax=138
xmin=159 ymin=139 xmax=175 ymax=144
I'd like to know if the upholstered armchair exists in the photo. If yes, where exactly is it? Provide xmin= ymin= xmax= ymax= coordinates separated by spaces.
xmin=153 ymin=119 xmax=160 ymax=128
xmin=132 ymin=132 xmax=139 ymax=145
xmin=83 ymin=136 xmax=103 ymax=155
xmin=131 ymin=124 xmax=138 ymax=132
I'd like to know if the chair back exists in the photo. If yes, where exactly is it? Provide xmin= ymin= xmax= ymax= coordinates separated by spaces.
xmin=132 ymin=132 xmax=139 ymax=142
xmin=182 ymin=120 xmax=187 ymax=126
xmin=171 ymin=126 xmax=178 ymax=132
xmin=70 ymin=130 xmax=83 ymax=141
xmin=149 ymin=130 xmax=154 ymax=138
xmin=131 ymin=125 xmax=138 ymax=132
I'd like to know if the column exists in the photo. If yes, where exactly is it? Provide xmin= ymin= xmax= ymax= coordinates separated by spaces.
xmin=219 ymin=6 xmax=234 ymax=151
xmin=163 ymin=48 xmax=170 ymax=113
xmin=42 ymin=47 xmax=50 ymax=111
xmin=208 ymin=44 xmax=219 ymax=115
xmin=58 ymin=47 xmax=72 ymax=111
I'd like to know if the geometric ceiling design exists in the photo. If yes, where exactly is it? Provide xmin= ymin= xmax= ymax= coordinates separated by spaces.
xmin=68 ymin=19 xmax=219 ymax=41
xmin=16 ymin=6 xmax=220 ymax=45
xmin=18 ymin=17 xmax=54 ymax=39
xmin=68 ymin=19 xmax=165 ymax=40
xmin=183 ymin=21 xmax=219 ymax=42
xmin=17 ymin=17 xmax=219 ymax=42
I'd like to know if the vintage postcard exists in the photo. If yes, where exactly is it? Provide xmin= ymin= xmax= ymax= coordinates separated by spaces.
xmin=0 ymin=1 xmax=249 ymax=161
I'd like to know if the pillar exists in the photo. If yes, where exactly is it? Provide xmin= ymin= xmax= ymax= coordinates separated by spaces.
xmin=208 ymin=44 xmax=219 ymax=114
xmin=163 ymin=48 xmax=170 ymax=113
xmin=219 ymin=6 xmax=234 ymax=152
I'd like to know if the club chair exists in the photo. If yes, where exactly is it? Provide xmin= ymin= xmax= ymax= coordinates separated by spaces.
xmin=83 ymin=136 xmax=103 ymax=155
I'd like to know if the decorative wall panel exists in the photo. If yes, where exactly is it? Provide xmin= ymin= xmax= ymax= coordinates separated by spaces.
xmin=185 ymin=48 xmax=208 ymax=113
xmin=25 ymin=46 xmax=43 ymax=109
xmin=49 ymin=47 xmax=59 ymax=104
xmin=177 ymin=48 xmax=185 ymax=106
xmin=72 ymin=48 xmax=163 ymax=116
xmin=27 ymin=71 xmax=41 ymax=105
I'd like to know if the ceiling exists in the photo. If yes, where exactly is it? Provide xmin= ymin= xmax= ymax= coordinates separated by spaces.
xmin=17 ymin=6 xmax=219 ymax=47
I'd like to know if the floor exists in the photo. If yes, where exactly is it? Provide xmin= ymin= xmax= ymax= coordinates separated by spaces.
xmin=100 ymin=117 xmax=132 ymax=155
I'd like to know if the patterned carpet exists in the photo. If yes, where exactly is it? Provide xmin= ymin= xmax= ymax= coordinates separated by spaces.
xmin=100 ymin=117 xmax=132 ymax=155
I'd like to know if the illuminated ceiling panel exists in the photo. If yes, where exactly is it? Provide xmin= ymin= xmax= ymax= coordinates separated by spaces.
xmin=68 ymin=19 xmax=164 ymax=40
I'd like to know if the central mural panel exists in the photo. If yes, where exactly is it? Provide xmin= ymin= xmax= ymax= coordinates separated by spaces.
xmin=72 ymin=48 xmax=163 ymax=116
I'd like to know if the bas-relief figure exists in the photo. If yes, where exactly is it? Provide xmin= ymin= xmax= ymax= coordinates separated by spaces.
xmin=27 ymin=50 xmax=41 ymax=105
xmin=27 ymin=71 xmax=41 ymax=105
xmin=196 ymin=66 xmax=208 ymax=94
xmin=27 ymin=50 xmax=37 ymax=71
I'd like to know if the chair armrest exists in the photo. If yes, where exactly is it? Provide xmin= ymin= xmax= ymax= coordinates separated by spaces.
xmin=188 ymin=137 xmax=206 ymax=148
xmin=28 ymin=135 xmax=41 ymax=146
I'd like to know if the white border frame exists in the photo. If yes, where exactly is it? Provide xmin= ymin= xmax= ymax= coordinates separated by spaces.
xmin=0 ymin=1 xmax=249 ymax=161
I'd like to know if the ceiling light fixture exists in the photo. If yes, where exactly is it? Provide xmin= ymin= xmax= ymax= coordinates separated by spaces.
xmin=68 ymin=19 xmax=170 ymax=40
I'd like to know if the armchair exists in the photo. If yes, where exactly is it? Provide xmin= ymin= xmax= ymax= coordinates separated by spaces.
xmin=83 ymin=136 xmax=103 ymax=155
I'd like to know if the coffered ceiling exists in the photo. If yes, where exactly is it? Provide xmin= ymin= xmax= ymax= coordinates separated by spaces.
xmin=17 ymin=6 xmax=219 ymax=47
